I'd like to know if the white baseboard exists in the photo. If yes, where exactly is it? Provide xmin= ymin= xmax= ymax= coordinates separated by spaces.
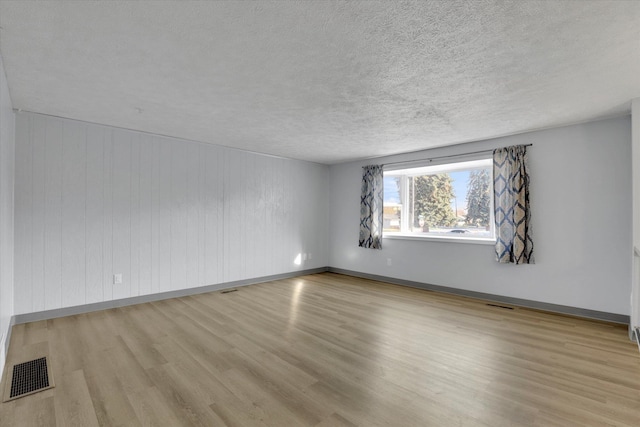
xmin=12 ymin=267 xmax=329 ymax=325
xmin=328 ymin=267 xmax=630 ymax=325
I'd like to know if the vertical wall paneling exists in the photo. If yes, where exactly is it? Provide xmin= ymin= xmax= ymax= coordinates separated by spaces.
xmin=261 ymin=156 xmax=270 ymax=276
xmin=632 ymin=99 xmax=640 ymax=330
xmin=30 ymin=116 xmax=46 ymax=312
xmin=186 ymin=142 xmax=199 ymax=288
xmin=246 ymin=154 xmax=254 ymax=276
xmin=254 ymin=155 xmax=266 ymax=276
xmin=270 ymin=157 xmax=279 ymax=274
xmin=286 ymin=159 xmax=296 ymax=271
xmin=248 ymin=154 xmax=257 ymax=277
xmin=138 ymin=134 xmax=153 ymax=296
xmin=203 ymin=145 xmax=223 ymax=286
xmin=13 ymin=112 xmax=329 ymax=315
xmin=241 ymin=152 xmax=249 ymax=278
xmin=111 ymin=129 xmax=132 ymax=300
xmin=273 ymin=156 xmax=281 ymax=274
xmin=223 ymin=150 xmax=234 ymax=282
xmin=196 ymin=144 xmax=205 ymax=286
xmin=240 ymin=153 xmax=248 ymax=279
xmin=44 ymin=117 xmax=63 ymax=311
xmin=284 ymin=157 xmax=293 ymax=271
xmin=157 ymin=137 xmax=171 ymax=293
xmin=14 ymin=114 xmax=32 ymax=313
xmin=234 ymin=150 xmax=244 ymax=281
xmin=85 ymin=125 xmax=104 ymax=304
xmin=61 ymin=120 xmax=87 ymax=308
xmin=150 ymin=135 xmax=160 ymax=294
xmin=170 ymin=140 xmax=187 ymax=290
xmin=217 ymin=147 xmax=225 ymax=284
xmin=266 ymin=156 xmax=275 ymax=276
xmin=130 ymin=132 xmax=141 ymax=297
xmin=202 ymin=145 xmax=212 ymax=285
xmin=102 ymin=128 xmax=113 ymax=302
xmin=274 ymin=156 xmax=282 ymax=273
xmin=298 ymin=162 xmax=305 ymax=265
xmin=0 ymin=52 xmax=16 ymax=379
xmin=277 ymin=156 xmax=285 ymax=274
xmin=287 ymin=159 xmax=295 ymax=270
xmin=291 ymin=159 xmax=299 ymax=270
xmin=230 ymin=149 xmax=240 ymax=281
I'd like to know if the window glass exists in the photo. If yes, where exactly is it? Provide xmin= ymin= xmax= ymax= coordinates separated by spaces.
xmin=383 ymin=159 xmax=494 ymax=241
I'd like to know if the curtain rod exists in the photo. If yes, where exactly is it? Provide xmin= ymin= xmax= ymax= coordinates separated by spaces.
xmin=382 ymin=143 xmax=533 ymax=167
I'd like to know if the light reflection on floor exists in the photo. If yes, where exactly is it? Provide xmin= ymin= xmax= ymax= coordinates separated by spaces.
xmin=286 ymin=280 xmax=305 ymax=337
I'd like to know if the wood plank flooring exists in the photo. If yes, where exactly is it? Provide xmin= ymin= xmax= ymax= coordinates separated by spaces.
xmin=1 ymin=272 xmax=639 ymax=426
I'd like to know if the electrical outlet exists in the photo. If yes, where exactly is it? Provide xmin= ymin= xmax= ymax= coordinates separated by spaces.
xmin=113 ymin=273 xmax=123 ymax=284
xmin=308 ymin=253 xmax=312 ymax=260
xmin=387 ymin=258 xmax=392 ymax=266
xmin=302 ymin=253 xmax=308 ymax=261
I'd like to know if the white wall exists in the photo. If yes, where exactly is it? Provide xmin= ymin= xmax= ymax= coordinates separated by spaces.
xmin=632 ymin=99 xmax=640 ymax=330
xmin=13 ymin=112 xmax=328 ymax=315
xmin=9 ymin=110 xmax=634 ymax=322
xmin=329 ymin=116 xmax=632 ymax=315
xmin=0 ymin=53 xmax=15 ymax=377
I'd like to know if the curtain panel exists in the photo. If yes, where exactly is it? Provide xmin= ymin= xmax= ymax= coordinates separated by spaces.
xmin=359 ymin=165 xmax=383 ymax=249
xmin=493 ymin=145 xmax=534 ymax=264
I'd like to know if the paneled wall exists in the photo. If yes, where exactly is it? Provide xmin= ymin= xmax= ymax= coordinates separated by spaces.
xmin=632 ymin=99 xmax=640 ymax=331
xmin=14 ymin=112 xmax=328 ymax=315
xmin=0 ymin=53 xmax=15 ymax=376
xmin=329 ymin=116 xmax=632 ymax=315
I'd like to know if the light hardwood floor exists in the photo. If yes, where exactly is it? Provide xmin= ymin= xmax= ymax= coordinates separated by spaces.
xmin=1 ymin=272 xmax=639 ymax=426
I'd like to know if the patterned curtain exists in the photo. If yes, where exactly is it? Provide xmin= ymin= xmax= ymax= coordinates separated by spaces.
xmin=359 ymin=165 xmax=383 ymax=249
xmin=493 ymin=145 xmax=534 ymax=264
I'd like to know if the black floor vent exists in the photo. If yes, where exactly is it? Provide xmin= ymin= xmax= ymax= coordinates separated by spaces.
xmin=221 ymin=289 xmax=238 ymax=294
xmin=4 ymin=357 xmax=54 ymax=401
xmin=486 ymin=303 xmax=514 ymax=310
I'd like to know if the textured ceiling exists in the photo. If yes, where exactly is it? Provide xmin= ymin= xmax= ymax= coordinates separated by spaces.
xmin=0 ymin=1 xmax=639 ymax=164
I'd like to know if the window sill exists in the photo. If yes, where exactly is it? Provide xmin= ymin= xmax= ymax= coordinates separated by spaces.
xmin=383 ymin=233 xmax=496 ymax=245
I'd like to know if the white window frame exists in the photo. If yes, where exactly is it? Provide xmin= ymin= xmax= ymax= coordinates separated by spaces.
xmin=383 ymin=158 xmax=496 ymax=244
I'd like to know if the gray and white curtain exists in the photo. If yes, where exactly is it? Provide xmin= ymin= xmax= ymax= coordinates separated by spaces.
xmin=493 ymin=145 xmax=534 ymax=264
xmin=359 ymin=165 xmax=383 ymax=249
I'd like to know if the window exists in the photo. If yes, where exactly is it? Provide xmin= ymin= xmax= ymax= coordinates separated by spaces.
xmin=383 ymin=158 xmax=495 ymax=242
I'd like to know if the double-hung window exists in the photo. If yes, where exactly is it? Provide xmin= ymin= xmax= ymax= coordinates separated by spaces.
xmin=383 ymin=158 xmax=495 ymax=242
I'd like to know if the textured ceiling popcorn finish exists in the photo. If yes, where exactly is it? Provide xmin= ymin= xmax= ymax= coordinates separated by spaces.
xmin=0 ymin=1 xmax=638 ymax=164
